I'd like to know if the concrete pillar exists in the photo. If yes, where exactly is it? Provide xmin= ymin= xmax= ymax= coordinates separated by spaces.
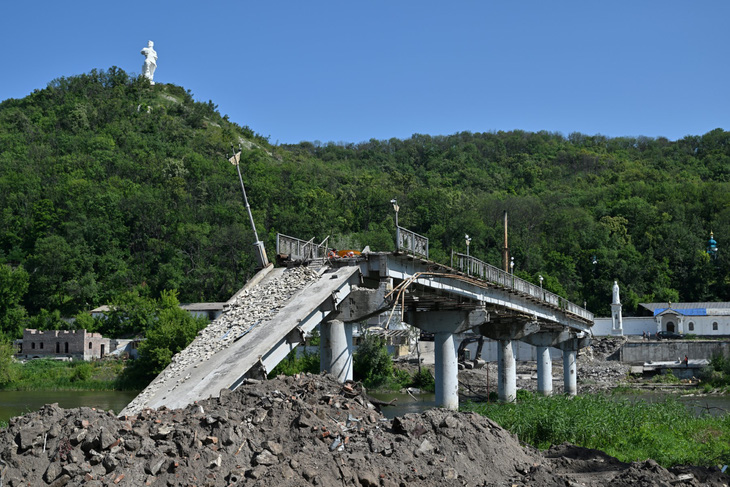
xmin=434 ymin=331 xmax=459 ymax=410
xmin=562 ymin=349 xmax=577 ymax=396
xmin=497 ymin=339 xmax=516 ymax=402
xmin=536 ymin=346 xmax=552 ymax=396
xmin=319 ymin=320 xmax=352 ymax=382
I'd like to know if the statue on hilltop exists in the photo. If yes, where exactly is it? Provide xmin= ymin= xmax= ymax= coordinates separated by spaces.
xmin=141 ymin=40 xmax=157 ymax=85
xmin=612 ymin=280 xmax=620 ymax=305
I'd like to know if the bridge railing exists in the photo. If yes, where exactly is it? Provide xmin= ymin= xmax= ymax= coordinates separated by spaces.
xmin=452 ymin=252 xmax=593 ymax=322
xmin=396 ymin=226 xmax=429 ymax=259
xmin=276 ymin=234 xmax=329 ymax=261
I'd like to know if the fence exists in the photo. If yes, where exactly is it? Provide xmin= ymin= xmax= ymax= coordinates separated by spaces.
xmin=452 ymin=252 xmax=593 ymax=322
xmin=276 ymin=234 xmax=329 ymax=261
xmin=396 ymin=226 xmax=429 ymax=259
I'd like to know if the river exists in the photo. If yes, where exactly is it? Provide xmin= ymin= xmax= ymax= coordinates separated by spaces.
xmin=0 ymin=390 xmax=138 ymax=423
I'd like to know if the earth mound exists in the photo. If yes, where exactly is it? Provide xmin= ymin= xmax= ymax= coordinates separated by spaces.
xmin=0 ymin=373 xmax=726 ymax=486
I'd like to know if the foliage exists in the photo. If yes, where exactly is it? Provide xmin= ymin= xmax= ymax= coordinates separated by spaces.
xmin=126 ymin=290 xmax=208 ymax=384
xmin=353 ymin=333 xmax=393 ymax=388
xmin=0 ymin=264 xmax=28 ymax=338
xmin=1 ymin=358 xmax=126 ymax=391
xmin=464 ymin=393 xmax=730 ymax=468
xmin=267 ymin=349 xmax=320 ymax=378
xmin=1 ymin=67 xmax=730 ymax=326
xmin=698 ymin=352 xmax=730 ymax=388
xmin=0 ymin=339 xmax=16 ymax=386
xmin=409 ymin=368 xmax=435 ymax=392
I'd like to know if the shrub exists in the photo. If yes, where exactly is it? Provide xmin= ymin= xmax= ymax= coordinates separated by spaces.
xmin=353 ymin=333 xmax=393 ymax=389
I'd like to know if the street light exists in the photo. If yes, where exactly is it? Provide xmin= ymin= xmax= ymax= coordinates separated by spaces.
xmin=391 ymin=199 xmax=400 ymax=251
xmin=465 ymin=234 xmax=472 ymax=257
xmin=539 ymin=274 xmax=544 ymax=290
xmin=510 ymin=257 xmax=514 ymax=275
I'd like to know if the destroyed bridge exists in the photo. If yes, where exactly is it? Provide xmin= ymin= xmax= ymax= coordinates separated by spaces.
xmin=122 ymin=228 xmax=593 ymax=416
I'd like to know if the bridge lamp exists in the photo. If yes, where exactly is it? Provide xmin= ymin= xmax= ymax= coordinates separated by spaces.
xmin=465 ymin=234 xmax=472 ymax=257
xmin=390 ymin=199 xmax=399 ymax=228
xmin=510 ymin=257 xmax=514 ymax=275
xmin=539 ymin=274 xmax=543 ymax=290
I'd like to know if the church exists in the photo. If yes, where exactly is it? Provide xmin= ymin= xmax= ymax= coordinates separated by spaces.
xmin=592 ymin=280 xmax=730 ymax=337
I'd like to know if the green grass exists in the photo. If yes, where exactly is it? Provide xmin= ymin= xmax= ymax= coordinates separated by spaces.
xmin=2 ymin=359 xmax=127 ymax=391
xmin=463 ymin=392 xmax=730 ymax=468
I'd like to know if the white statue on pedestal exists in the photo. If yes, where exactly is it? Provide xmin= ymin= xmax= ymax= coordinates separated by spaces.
xmin=141 ymin=40 xmax=157 ymax=84
xmin=612 ymin=280 xmax=620 ymax=305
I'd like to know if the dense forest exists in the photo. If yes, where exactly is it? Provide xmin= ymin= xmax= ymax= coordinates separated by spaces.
xmin=1 ymin=67 xmax=729 ymax=340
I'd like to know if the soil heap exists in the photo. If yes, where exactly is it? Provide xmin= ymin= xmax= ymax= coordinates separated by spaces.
xmin=1 ymin=373 xmax=726 ymax=486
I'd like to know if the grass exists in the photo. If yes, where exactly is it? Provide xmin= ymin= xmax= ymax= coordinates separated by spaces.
xmin=463 ymin=391 xmax=730 ymax=468
xmin=2 ymin=359 xmax=128 ymax=391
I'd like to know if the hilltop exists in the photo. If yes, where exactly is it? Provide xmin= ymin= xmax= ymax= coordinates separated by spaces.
xmin=1 ymin=67 xmax=730 ymax=337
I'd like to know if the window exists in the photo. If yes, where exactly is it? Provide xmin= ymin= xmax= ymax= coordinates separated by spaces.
xmin=713 ymin=322 xmax=719 ymax=331
xmin=89 ymin=342 xmax=92 ymax=350
xmin=31 ymin=342 xmax=35 ymax=349
xmin=56 ymin=342 xmax=60 ymax=353
xmin=40 ymin=342 xmax=44 ymax=349
xmin=688 ymin=322 xmax=694 ymax=331
xmin=64 ymin=342 xmax=69 ymax=353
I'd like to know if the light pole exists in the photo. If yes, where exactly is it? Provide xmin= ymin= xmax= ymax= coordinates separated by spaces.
xmin=539 ymin=274 xmax=544 ymax=299
xmin=465 ymin=234 xmax=472 ymax=257
xmin=510 ymin=257 xmax=514 ymax=275
xmin=229 ymin=145 xmax=268 ymax=268
xmin=391 ymin=199 xmax=400 ymax=250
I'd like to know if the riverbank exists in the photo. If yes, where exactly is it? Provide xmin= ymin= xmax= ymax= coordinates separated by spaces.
xmin=1 ymin=358 xmax=130 ymax=391
xmin=1 ymin=373 xmax=726 ymax=486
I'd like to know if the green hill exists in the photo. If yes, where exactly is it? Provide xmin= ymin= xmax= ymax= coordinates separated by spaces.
xmin=1 ymin=67 xmax=729 ymax=337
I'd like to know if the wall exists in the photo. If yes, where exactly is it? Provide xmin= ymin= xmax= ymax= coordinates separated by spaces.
xmin=593 ymin=317 xmax=656 ymax=336
xmin=18 ymin=329 xmax=110 ymax=361
xmin=620 ymin=341 xmax=730 ymax=362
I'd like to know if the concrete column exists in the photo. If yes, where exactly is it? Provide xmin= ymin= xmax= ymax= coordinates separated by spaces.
xmin=536 ymin=346 xmax=552 ymax=396
xmin=498 ymin=339 xmax=516 ymax=402
xmin=434 ymin=331 xmax=459 ymax=410
xmin=562 ymin=349 xmax=577 ymax=396
xmin=319 ymin=320 xmax=352 ymax=382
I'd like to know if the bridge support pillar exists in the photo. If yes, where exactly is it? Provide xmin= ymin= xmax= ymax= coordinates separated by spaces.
xmin=536 ymin=346 xmax=552 ymax=396
xmin=497 ymin=339 xmax=516 ymax=402
xmin=434 ymin=331 xmax=459 ymax=410
xmin=408 ymin=309 xmax=486 ymax=410
xmin=562 ymin=349 xmax=577 ymax=396
xmin=320 ymin=319 xmax=353 ymax=382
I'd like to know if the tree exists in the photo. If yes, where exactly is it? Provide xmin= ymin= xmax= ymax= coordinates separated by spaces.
xmin=0 ymin=264 xmax=29 ymax=338
xmin=353 ymin=333 xmax=393 ymax=388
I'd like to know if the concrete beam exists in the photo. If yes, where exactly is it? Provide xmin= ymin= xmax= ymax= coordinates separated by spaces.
xmin=536 ymin=346 xmax=552 ymax=396
xmin=333 ymin=283 xmax=392 ymax=323
xmin=478 ymin=320 xmax=540 ymax=341
xmin=434 ymin=331 xmax=458 ymax=410
xmin=408 ymin=309 xmax=487 ymax=335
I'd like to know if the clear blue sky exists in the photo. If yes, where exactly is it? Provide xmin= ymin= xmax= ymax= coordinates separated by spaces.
xmin=2 ymin=1 xmax=727 ymax=144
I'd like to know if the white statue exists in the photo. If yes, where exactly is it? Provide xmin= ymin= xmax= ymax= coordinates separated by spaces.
xmin=141 ymin=40 xmax=157 ymax=84
xmin=612 ymin=280 xmax=620 ymax=305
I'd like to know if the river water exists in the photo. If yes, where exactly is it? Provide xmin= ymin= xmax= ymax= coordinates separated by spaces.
xmin=0 ymin=390 xmax=138 ymax=423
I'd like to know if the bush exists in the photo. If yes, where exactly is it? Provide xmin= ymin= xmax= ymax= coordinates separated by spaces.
xmin=353 ymin=333 xmax=393 ymax=389
xmin=268 ymin=350 xmax=320 ymax=378
xmin=410 ymin=368 xmax=435 ymax=392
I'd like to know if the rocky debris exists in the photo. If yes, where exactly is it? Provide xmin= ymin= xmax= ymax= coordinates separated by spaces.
xmin=124 ymin=266 xmax=320 ymax=415
xmin=1 ymin=373 xmax=727 ymax=486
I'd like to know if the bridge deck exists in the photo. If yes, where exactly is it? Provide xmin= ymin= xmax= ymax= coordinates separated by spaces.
xmin=121 ymin=265 xmax=360 ymax=415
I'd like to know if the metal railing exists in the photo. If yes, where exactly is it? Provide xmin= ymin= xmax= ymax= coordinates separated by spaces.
xmin=276 ymin=234 xmax=329 ymax=261
xmin=452 ymin=252 xmax=593 ymax=322
xmin=396 ymin=226 xmax=429 ymax=259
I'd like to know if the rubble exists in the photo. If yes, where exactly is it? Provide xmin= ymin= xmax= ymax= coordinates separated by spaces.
xmin=1 ymin=373 xmax=727 ymax=486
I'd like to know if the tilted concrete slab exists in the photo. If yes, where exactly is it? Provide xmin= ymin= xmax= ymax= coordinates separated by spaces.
xmin=121 ymin=265 xmax=361 ymax=415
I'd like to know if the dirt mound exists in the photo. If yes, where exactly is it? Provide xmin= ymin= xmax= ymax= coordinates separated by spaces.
xmin=0 ymin=374 xmax=726 ymax=486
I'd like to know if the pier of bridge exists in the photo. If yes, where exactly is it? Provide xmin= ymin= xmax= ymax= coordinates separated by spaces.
xmin=122 ymin=232 xmax=593 ymax=416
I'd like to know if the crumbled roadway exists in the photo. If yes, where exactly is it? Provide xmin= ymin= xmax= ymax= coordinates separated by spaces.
xmin=123 ymin=264 xmax=358 ymax=415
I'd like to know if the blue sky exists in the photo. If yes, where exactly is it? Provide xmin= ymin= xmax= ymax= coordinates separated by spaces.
xmin=2 ymin=1 xmax=727 ymax=144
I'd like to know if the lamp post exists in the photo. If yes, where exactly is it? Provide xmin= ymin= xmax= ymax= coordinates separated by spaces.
xmin=539 ymin=274 xmax=543 ymax=290
xmin=391 ymin=199 xmax=400 ymax=250
xmin=465 ymin=234 xmax=472 ymax=257
xmin=229 ymin=145 xmax=268 ymax=268
xmin=539 ymin=274 xmax=544 ymax=300
xmin=510 ymin=257 xmax=514 ymax=275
